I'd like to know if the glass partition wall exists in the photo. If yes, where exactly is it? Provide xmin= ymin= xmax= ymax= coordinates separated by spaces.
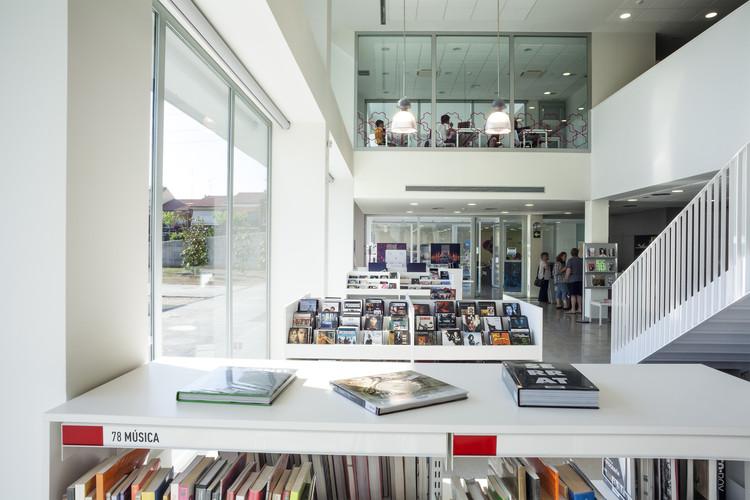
xmin=357 ymin=33 xmax=589 ymax=149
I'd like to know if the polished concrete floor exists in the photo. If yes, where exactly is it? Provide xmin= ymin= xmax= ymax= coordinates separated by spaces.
xmin=475 ymin=284 xmax=612 ymax=364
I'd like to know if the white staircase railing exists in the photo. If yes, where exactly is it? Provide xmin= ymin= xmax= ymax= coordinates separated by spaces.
xmin=612 ymin=144 xmax=750 ymax=364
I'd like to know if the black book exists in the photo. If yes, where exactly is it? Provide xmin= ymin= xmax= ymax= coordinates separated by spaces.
xmin=509 ymin=315 xmax=530 ymax=331
xmin=478 ymin=301 xmax=496 ymax=316
xmin=436 ymin=312 xmax=456 ymax=328
xmin=509 ymin=330 xmax=533 ymax=345
xmin=457 ymin=301 xmax=476 ymax=316
xmin=413 ymin=303 xmax=431 ymax=316
xmin=364 ymin=298 xmax=385 ymax=315
xmin=330 ymin=370 xmax=468 ymax=415
xmin=503 ymin=302 xmax=522 ymax=317
xmin=501 ymin=361 xmax=599 ymax=408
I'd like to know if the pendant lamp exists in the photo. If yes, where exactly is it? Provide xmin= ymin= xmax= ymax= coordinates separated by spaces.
xmin=391 ymin=0 xmax=417 ymax=134
xmin=485 ymin=0 xmax=511 ymax=135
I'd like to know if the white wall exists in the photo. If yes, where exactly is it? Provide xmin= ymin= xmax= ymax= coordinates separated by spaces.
xmin=331 ymin=30 xmax=356 ymax=142
xmin=353 ymin=151 xmax=591 ymax=203
xmin=66 ymin=0 xmax=152 ymax=398
xmin=327 ymin=139 xmax=355 ymax=297
xmin=270 ymin=122 xmax=328 ymax=359
xmin=591 ymin=32 xmax=655 ymax=107
xmin=0 ymin=2 xmax=67 ymax=499
xmin=353 ymin=202 xmax=366 ymax=267
xmin=591 ymin=3 xmax=750 ymax=199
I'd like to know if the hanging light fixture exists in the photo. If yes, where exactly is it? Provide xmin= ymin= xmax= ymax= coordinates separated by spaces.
xmin=485 ymin=0 xmax=511 ymax=135
xmin=391 ymin=0 xmax=417 ymax=134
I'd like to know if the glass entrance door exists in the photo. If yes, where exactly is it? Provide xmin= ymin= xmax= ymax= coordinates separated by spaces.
xmin=474 ymin=218 xmax=501 ymax=298
xmin=500 ymin=219 xmax=525 ymax=296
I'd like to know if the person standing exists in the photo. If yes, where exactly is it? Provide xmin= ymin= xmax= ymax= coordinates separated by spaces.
xmin=565 ymin=247 xmax=584 ymax=314
xmin=537 ymin=252 xmax=551 ymax=304
xmin=373 ymin=120 xmax=386 ymax=146
xmin=552 ymin=252 xmax=569 ymax=309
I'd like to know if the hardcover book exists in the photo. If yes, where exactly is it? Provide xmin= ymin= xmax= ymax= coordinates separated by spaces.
xmin=389 ymin=301 xmax=408 ymax=317
xmin=288 ymin=327 xmax=311 ymax=344
xmin=314 ymin=329 xmax=335 ymax=344
xmin=489 ymin=331 xmax=511 ymax=345
xmin=415 ymin=315 xmax=435 ymax=331
xmin=436 ymin=312 xmax=456 ymax=328
xmin=413 ymin=303 xmax=431 ymax=315
xmin=501 ymin=361 xmax=599 ymax=408
xmin=435 ymin=300 xmax=455 ymax=313
xmin=462 ymin=331 xmax=482 ymax=346
xmin=462 ymin=314 xmax=482 ymax=332
xmin=176 ymin=366 xmax=297 ymax=405
xmin=503 ymin=302 xmax=522 ymax=317
xmin=363 ymin=314 xmax=383 ymax=331
xmin=478 ymin=301 xmax=496 ymax=316
xmin=441 ymin=329 xmax=463 ymax=346
xmin=297 ymin=299 xmax=318 ymax=313
xmin=330 ymin=370 xmax=468 ymax=415
xmin=335 ymin=329 xmax=358 ymax=344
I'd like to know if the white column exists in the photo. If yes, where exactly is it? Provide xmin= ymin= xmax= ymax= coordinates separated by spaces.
xmin=585 ymin=199 xmax=610 ymax=242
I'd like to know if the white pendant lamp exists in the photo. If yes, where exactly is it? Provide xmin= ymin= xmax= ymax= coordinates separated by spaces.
xmin=485 ymin=0 xmax=511 ymax=135
xmin=391 ymin=0 xmax=417 ymax=134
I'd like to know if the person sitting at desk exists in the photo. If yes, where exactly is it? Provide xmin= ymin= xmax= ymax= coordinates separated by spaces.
xmin=435 ymin=114 xmax=456 ymax=147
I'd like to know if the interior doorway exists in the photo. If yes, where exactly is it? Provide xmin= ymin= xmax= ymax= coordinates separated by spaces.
xmin=474 ymin=217 xmax=527 ymax=298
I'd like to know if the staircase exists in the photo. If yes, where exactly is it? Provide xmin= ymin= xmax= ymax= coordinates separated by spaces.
xmin=611 ymin=144 xmax=750 ymax=372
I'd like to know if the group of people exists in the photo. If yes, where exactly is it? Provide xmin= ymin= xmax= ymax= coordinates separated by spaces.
xmin=536 ymin=248 xmax=583 ymax=314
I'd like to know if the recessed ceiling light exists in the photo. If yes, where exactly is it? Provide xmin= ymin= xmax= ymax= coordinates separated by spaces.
xmin=525 ymin=203 xmax=534 ymax=207
xmin=672 ymin=189 xmax=684 ymax=193
xmin=406 ymin=210 xmax=413 ymax=214
xmin=705 ymin=11 xmax=717 ymax=18
xmin=556 ymin=221 xmax=561 ymax=224
xmin=578 ymin=107 xmax=585 ymax=111
xmin=562 ymin=72 xmax=571 ymax=76
xmin=620 ymin=12 xmax=631 ymax=19
xmin=410 ymin=202 xmax=419 ymax=206
xmin=453 ymin=210 xmax=461 ymax=214
xmin=529 ymin=106 xmax=536 ymax=110
xmin=501 ymin=211 xmax=509 ymax=214
xmin=561 ymin=119 xmax=567 ymax=123
xmin=627 ymin=198 xmax=638 ymax=202
xmin=543 ymin=91 xmax=551 ymax=95
xmin=467 ymin=202 xmax=477 ymax=206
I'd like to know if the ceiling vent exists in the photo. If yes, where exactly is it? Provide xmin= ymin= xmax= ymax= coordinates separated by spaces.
xmin=417 ymin=68 xmax=439 ymax=77
xmin=406 ymin=186 xmax=545 ymax=193
xmin=358 ymin=70 xmax=370 ymax=76
xmin=520 ymin=70 xmax=544 ymax=78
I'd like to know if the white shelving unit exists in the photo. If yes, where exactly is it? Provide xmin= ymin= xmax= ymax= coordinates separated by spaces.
xmin=45 ymin=360 xmax=750 ymax=499
xmin=284 ymin=296 xmax=543 ymax=362
xmin=583 ymin=242 xmax=618 ymax=321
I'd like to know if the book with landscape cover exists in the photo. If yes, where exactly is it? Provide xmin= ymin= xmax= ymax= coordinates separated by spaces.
xmin=176 ymin=366 xmax=297 ymax=405
xmin=501 ymin=361 xmax=599 ymax=408
xmin=330 ymin=370 xmax=468 ymax=415
xmin=489 ymin=330 xmax=511 ymax=345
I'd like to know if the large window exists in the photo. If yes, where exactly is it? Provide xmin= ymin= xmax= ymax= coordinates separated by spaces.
xmin=150 ymin=10 xmax=270 ymax=359
xmin=357 ymin=33 xmax=589 ymax=150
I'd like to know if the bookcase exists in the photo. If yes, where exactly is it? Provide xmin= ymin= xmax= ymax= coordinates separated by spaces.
xmin=45 ymin=360 xmax=750 ymax=499
xmin=582 ymin=242 xmax=618 ymax=321
xmin=283 ymin=295 xmax=543 ymax=362
xmin=346 ymin=268 xmax=463 ymax=299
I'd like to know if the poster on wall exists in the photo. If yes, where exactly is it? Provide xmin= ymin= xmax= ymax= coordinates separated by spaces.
xmin=430 ymin=243 xmax=461 ymax=268
xmin=385 ymin=249 xmax=407 ymax=269
xmin=376 ymin=243 xmax=407 ymax=263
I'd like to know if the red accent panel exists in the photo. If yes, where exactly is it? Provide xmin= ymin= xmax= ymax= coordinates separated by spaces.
xmin=62 ymin=425 xmax=104 ymax=446
xmin=453 ymin=434 xmax=497 ymax=456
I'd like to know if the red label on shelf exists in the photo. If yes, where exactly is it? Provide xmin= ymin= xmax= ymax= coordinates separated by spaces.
xmin=62 ymin=425 xmax=104 ymax=446
xmin=453 ymin=434 xmax=497 ymax=456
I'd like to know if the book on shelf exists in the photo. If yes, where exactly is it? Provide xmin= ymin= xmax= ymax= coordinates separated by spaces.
xmin=338 ymin=315 xmax=361 ymax=328
xmin=478 ymin=301 xmax=497 ymax=316
xmin=96 ymin=448 xmax=149 ymax=500
xmin=462 ymin=314 xmax=482 ymax=332
xmin=388 ymin=300 xmax=408 ymax=317
xmin=441 ymin=328 xmax=463 ymax=346
xmin=341 ymin=299 xmax=363 ymax=316
xmin=330 ymin=370 xmax=468 ymax=415
xmin=489 ymin=330 xmax=511 ymax=345
xmin=591 ymin=274 xmax=606 ymax=287
xmin=291 ymin=311 xmax=315 ymax=327
xmin=269 ymin=469 xmax=291 ymax=500
xmin=487 ymin=473 xmax=513 ymax=500
xmin=360 ymin=330 xmax=383 ymax=345
xmin=510 ymin=330 xmax=533 ymax=345
xmin=435 ymin=300 xmax=455 ymax=313
xmin=321 ymin=299 xmax=340 ymax=312
xmin=176 ymin=366 xmax=297 ymax=406
xmin=457 ymin=300 xmax=476 ymax=316
xmin=297 ymin=299 xmax=318 ymax=313
xmin=501 ymin=361 xmax=599 ymax=409
xmin=177 ymin=456 xmax=215 ymax=500
xmin=430 ymin=288 xmax=456 ymax=300
xmin=489 ymin=456 xmax=526 ymax=500
xmin=390 ymin=316 xmax=409 ymax=331
xmin=595 ymin=259 xmax=607 ymax=272
xmin=415 ymin=315 xmax=435 ymax=331
xmin=281 ymin=466 xmax=300 ymax=500
xmin=503 ymin=302 xmax=522 ymax=317
xmin=363 ymin=314 xmax=383 ymax=331
xmin=315 ymin=329 xmax=335 ymax=344
xmin=462 ymin=331 xmax=483 ymax=346
xmin=195 ymin=458 xmax=227 ymax=500
xmin=413 ymin=303 xmax=431 ymax=315
xmin=557 ymin=462 xmax=595 ymax=500
xmin=139 ymin=466 xmax=173 ymax=500
xmin=318 ymin=311 xmax=339 ymax=329
xmin=509 ymin=316 xmax=530 ymax=331
xmin=436 ymin=312 xmax=456 ymax=328
xmin=215 ymin=453 xmax=248 ymax=500
xmin=603 ymin=457 xmax=637 ymax=500
xmin=484 ymin=316 xmax=507 ymax=332
xmin=289 ymin=462 xmax=312 ymax=500
xmin=67 ymin=453 xmax=119 ymax=500
xmin=415 ymin=331 xmax=437 ymax=345
xmin=335 ymin=328 xmax=358 ymax=345
xmin=288 ymin=327 xmax=312 ymax=344
xmin=524 ymin=457 xmax=560 ymax=500
xmin=226 ymin=461 xmax=258 ymax=500
xmin=391 ymin=330 xmax=410 ymax=345
xmin=168 ymin=456 xmax=197 ymax=500
xmin=364 ymin=298 xmax=385 ymax=315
